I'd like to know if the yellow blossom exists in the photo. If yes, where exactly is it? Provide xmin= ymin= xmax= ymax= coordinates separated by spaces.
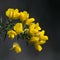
xmin=29 ymin=23 xmax=41 ymax=36
xmin=13 ymin=9 xmax=20 ymax=19
xmin=26 ymin=18 xmax=35 ymax=25
xmin=6 ymin=8 xmax=20 ymax=19
xmin=34 ymin=44 xmax=42 ymax=52
xmin=29 ymin=23 xmax=36 ymax=35
xmin=35 ymin=23 xmax=41 ymax=30
xmin=29 ymin=36 xmax=39 ymax=43
xmin=6 ymin=8 xmax=14 ymax=19
xmin=39 ymin=40 xmax=46 ymax=44
xmin=36 ymin=40 xmax=46 ymax=45
xmin=11 ymin=42 xmax=21 ymax=54
xmin=29 ymin=23 xmax=35 ymax=29
xmin=7 ymin=30 xmax=17 ymax=39
xmin=5 ymin=8 xmax=48 ymax=53
xmin=39 ymin=30 xmax=48 ymax=41
xmin=13 ymin=23 xmax=23 ymax=34
xmin=19 ymin=11 xmax=29 ymax=22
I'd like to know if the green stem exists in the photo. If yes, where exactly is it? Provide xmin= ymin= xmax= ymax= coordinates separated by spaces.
xmin=3 ymin=30 xmax=7 ymax=41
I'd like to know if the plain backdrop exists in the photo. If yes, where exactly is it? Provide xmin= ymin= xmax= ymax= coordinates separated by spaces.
xmin=0 ymin=0 xmax=60 ymax=60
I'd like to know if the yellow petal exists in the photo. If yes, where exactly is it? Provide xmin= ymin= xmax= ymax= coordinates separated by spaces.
xmin=29 ymin=36 xmax=39 ymax=43
xmin=13 ymin=23 xmax=23 ymax=34
xmin=6 ymin=8 xmax=14 ymax=19
xmin=13 ymin=9 xmax=20 ymax=19
xmin=7 ymin=30 xmax=17 ymax=39
xmin=34 ymin=44 xmax=42 ymax=52
xmin=15 ymin=46 xmax=21 ymax=54
xmin=11 ymin=42 xmax=22 ymax=54
xmin=26 ymin=18 xmax=35 ymax=25
xmin=19 ymin=11 xmax=29 ymax=22
xmin=35 ymin=23 xmax=41 ymax=30
xmin=39 ymin=40 xmax=46 ymax=44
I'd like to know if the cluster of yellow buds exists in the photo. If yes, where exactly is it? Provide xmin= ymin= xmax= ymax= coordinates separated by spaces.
xmin=5 ymin=8 xmax=48 ymax=54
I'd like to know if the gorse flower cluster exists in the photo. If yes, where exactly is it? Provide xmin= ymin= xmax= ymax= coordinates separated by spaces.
xmin=0 ymin=8 xmax=48 ymax=54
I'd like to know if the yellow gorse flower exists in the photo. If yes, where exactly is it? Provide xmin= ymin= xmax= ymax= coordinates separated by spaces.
xmin=35 ymin=40 xmax=46 ymax=45
xmin=11 ymin=42 xmax=21 ymax=54
xmin=34 ymin=44 xmax=42 ymax=52
xmin=35 ymin=23 xmax=41 ymax=30
xmin=28 ymin=29 xmax=48 ymax=51
xmin=7 ymin=30 xmax=17 ymax=39
xmin=13 ymin=9 xmax=20 ymax=19
xmin=29 ymin=36 xmax=39 ymax=43
xmin=39 ymin=40 xmax=46 ymax=44
xmin=6 ymin=8 xmax=20 ymax=19
xmin=29 ymin=23 xmax=37 ymax=36
xmin=4 ymin=8 xmax=49 ymax=53
xmin=6 ymin=8 xmax=14 ymax=19
xmin=26 ymin=18 xmax=35 ymax=25
xmin=13 ymin=23 xmax=23 ymax=34
xmin=29 ymin=23 xmax=41 ymax=36
xmin=19 ymin=11 xmax=29 ymax=22
xmin=33 ymin=30 xmax=48 ymax=44
xmin=39 ymin=30 xmax=48 ymax=41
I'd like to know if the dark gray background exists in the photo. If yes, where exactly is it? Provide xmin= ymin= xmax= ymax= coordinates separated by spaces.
xmin=0 ymin=0 xmax=60 ymax=60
